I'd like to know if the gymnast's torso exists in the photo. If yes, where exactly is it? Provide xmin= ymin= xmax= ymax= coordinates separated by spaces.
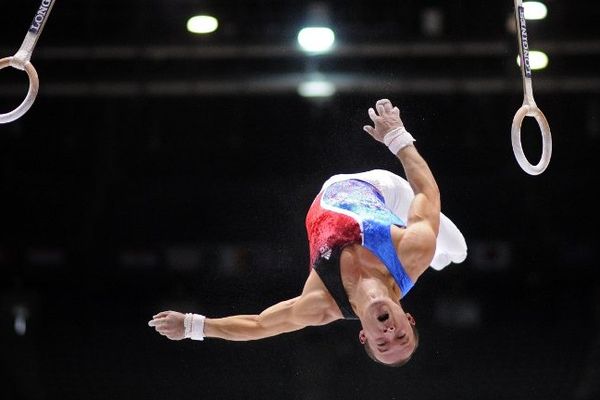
xmin=305 ymin=178 xmax=415 ymax=318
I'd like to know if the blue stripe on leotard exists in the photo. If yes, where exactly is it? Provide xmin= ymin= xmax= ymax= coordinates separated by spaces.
xmin=321 ymin=179 xmax=414 ymax=296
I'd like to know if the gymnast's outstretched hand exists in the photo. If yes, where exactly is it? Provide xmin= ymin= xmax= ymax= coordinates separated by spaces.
xmin=363 ymin=98 xmax=405 ymax=142
xmin=148 ymin=310 xmax=185 ymax=340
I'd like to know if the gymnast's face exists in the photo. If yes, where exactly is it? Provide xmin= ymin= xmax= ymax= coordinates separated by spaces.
xmin=358 ymin=298 xmax=416 ymax=365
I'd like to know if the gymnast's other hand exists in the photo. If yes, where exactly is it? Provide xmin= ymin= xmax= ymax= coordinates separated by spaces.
xmin=148 ymin=310 xmax=185 ymax=340
xmin=363 ymin=98 xmax=404 ymax=143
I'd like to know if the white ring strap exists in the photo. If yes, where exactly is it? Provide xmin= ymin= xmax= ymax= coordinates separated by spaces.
xmin=0 ymin=0 xmax=56 ymax=124
xmin=510 ymin=0 xmax=552 ymax=175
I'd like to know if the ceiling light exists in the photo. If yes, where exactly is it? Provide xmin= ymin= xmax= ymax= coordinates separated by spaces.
xmin=297 ymin=27 xmax=335 ymax=54
xmin=523 ymin=2 xmax=548 ymax=20
xmin=187 ymin=15 xmax=219 ymax=34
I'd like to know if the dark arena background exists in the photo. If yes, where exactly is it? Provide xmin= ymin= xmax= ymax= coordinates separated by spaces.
xmin=1 ymin=1 xmax=599 ymax=399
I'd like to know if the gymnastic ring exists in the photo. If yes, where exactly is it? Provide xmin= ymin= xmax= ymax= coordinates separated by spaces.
xmin=0 ymin=56 xmax=39 ymax=124
xmin=511 ymin=104 xmax=552 ymax=175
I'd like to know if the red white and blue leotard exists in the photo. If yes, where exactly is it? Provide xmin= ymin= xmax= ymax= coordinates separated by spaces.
xmin=305 ymin=178 xmax=414 ymax=318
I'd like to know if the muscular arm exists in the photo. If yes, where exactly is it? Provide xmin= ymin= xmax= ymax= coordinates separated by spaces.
xmin=205 ymin=291 xmax=336 ymax=341
xmin=393 ymin=143 xmax=440 ymax=272
xmin=395 ymin=144 xmax=440 ymax=232
xmin=149 ymin=272 xmax=340 ymax=341
xmin=364 ymin=99 xmax=441 ymax=270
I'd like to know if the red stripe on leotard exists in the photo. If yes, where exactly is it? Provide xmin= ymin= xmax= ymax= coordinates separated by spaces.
xmin=305 ymin=193 xmax=362 ymax=265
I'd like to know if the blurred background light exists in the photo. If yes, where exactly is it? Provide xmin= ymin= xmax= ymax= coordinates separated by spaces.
xmin=523 ymin=1 xmax=548 ymax=20
xmin=297 ymin=27 xmax=335 ymax=54
xmin=421 ymin=7 xmax=444 ymax=37
xmin=517 ymin=50 xmax=549 ymax=70
xmin=13 ymin=305 xmax=29 ymax=336
xmin=187 ymin=15 xmax=219 ymax=34
xmin=297 ymin=78 xmax=336 ymax=97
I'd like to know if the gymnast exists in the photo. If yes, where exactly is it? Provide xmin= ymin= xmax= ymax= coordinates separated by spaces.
xmin=149 ymin=98 xmax=467 ymax=366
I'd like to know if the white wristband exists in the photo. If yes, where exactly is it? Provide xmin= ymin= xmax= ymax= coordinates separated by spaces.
xmin=184 ymin=313 xmax=206 ymax=341
xmin=383 ymin=126 xmax=415 ymax=155
xmin=184 ymin=313 xmax=193 ymax=337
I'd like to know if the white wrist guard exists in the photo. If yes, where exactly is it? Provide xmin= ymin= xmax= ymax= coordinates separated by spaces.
xmin=383 ymin=126 xmax=415 ymax=155
xmin=184 ymin=313 xmax=206 ymax=341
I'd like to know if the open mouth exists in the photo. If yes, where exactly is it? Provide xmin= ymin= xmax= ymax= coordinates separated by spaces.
xmin=377 ymin=312 xmax=389 ymax=322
